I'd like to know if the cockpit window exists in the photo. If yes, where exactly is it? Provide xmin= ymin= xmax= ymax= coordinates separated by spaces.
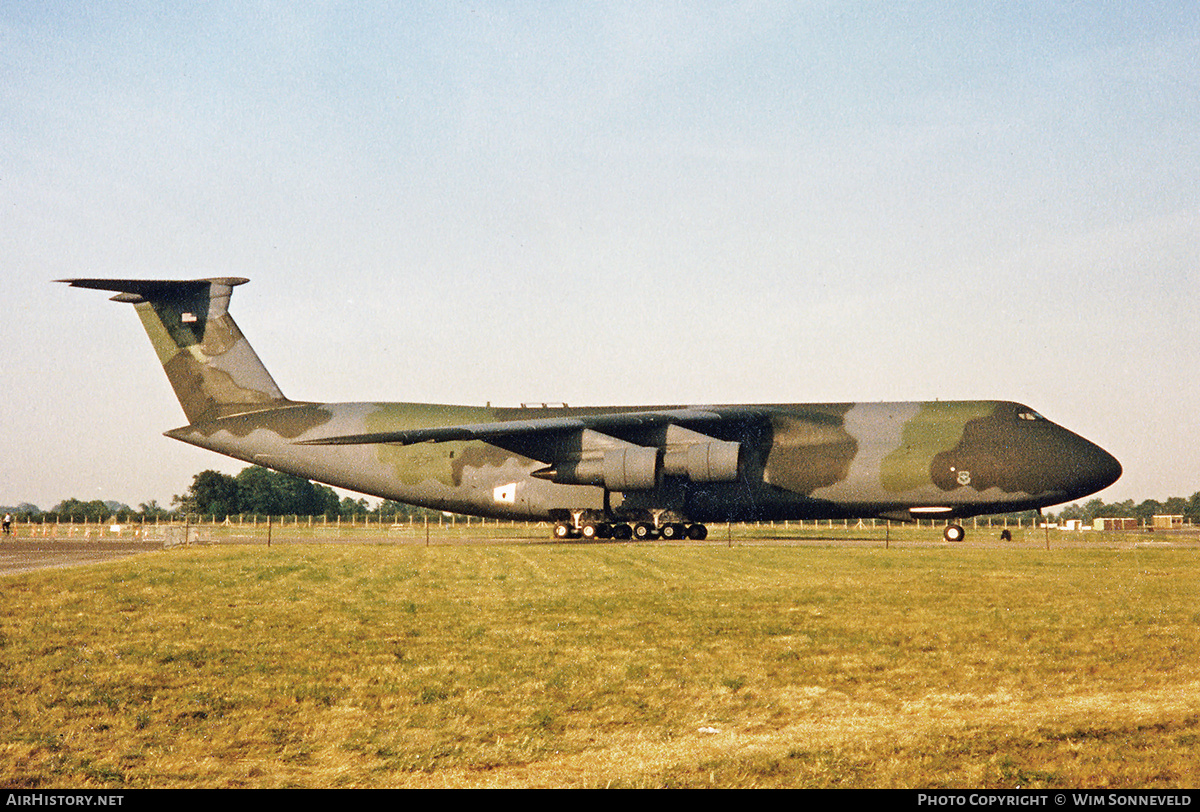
xmin=1018 ymin=411 xmax=1044 ymax=421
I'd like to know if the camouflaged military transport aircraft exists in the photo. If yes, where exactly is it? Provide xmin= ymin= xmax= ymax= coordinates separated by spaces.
xmin=63 ymin=277 xmax=1121 ymax=542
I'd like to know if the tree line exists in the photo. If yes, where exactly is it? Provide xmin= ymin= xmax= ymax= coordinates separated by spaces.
xmin=6 ymin=465 xmax=1200 ymax=525
xmin=5 ymin=467 xmax=443 ymax=523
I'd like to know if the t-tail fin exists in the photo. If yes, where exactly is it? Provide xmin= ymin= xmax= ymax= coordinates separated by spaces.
xmin=61 ymin=277 xmax=290 ymax=424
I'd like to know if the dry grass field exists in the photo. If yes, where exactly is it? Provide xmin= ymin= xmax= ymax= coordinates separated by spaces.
xmin=2 ymin=527 xmax=1199 ymax=788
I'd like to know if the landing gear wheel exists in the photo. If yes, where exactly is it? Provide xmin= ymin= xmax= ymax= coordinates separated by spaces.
xmin=553 ymin=522 xmax=574 ymax=540
xmin=944 ymin=524 xmax=965 ymax=543
xmin=658 ymin=523 xmax=684 ymax=540
xmin=580 ymin=523 xmax=612 ymax=541
xmin=687 ymin=524 xmax=708 ymax=540
xmin=632 ymin=522 xmax=656 ymax=541
xmin=612 ymin=523 xmax=633 ymax=540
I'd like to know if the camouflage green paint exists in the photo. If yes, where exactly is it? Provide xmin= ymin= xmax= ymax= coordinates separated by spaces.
xmin=169 ymin=404 xmax=334 ymax=441
xmin=763 ymin=406 xmax=857 ymax=494
xmin=880 ymin=401 xmax=997 ymax=493
xmin=106 ymin=278 xmax=285 ymax=423
xmin=930 ymin=401 xmax=1117 ymax=498
xmin=364 ymin=403 xmax=499 ymax=488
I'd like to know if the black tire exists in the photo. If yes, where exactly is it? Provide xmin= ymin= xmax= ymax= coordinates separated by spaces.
xmin=944 ymin=524 xmax=965 ymax=542
xmin=633 ymin=522 xmax=655 ymax=541
xmin=687 ymin=524 xmax=708 ymax=540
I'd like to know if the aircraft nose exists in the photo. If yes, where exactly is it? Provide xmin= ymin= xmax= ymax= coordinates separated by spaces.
xmin=1092 ymin=445 xmax=1122 ymax=493
xmin=1062 ymin=433 xmax=1122 ymax=499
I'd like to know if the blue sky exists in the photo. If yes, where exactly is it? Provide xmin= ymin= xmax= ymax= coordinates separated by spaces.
xmin=2 ymin=2 xmax=1197 ymax=509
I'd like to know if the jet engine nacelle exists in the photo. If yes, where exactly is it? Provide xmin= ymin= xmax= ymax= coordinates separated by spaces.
xmin=535 ymin=447 xmax=661 ymax=491
xmin=663 ymin=441 xmax=741 ymax=483
xmin=603 ymin=447 xmax=661 ymax=491
xmin=533 ymin=441 xmax=741 ymax=491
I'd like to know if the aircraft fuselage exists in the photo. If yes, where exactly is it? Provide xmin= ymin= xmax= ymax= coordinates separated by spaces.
xmin=165 ymin=398 xmax=1121 ymax=525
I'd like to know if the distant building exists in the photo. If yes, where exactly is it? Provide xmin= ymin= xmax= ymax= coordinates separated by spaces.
xmin=1094 ymin=517 xmax=1138 ymax=530
xmin=1152 ymin=515 xmax=1184 ymax=530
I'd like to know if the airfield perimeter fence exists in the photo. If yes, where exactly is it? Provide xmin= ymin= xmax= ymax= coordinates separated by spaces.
xmin=6 ymin=513 xmax=543 ymax=544
xmin=5 ymin=513 xmax=1185 ymax=546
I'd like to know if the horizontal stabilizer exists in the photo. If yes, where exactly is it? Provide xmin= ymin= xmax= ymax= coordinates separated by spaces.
xmin=60 ymin=280 xmax=250 ymax=302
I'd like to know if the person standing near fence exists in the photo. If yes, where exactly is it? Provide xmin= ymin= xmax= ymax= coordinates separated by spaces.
xmin=2 ymin=514 xmax=11 ymax=536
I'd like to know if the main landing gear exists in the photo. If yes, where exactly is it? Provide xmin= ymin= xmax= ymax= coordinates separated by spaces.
xmin=943 ymin=524 xmax=966 ymax=542
xmin=552 ymin=520 xmax=708 ymax=542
